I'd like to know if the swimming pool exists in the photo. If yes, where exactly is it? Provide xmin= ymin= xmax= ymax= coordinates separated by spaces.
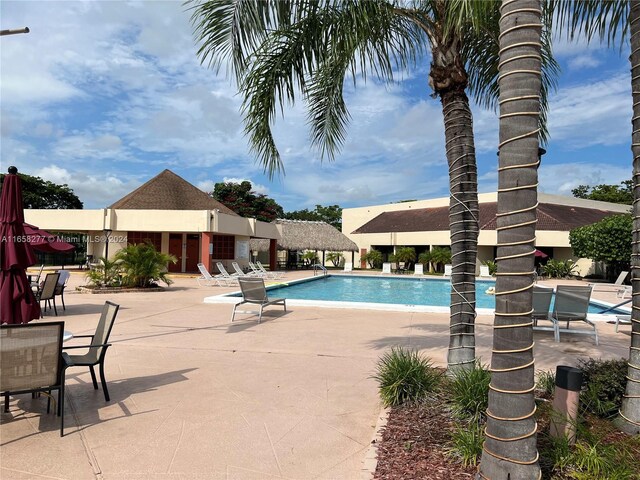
xmin=208 ymin=274 xmax=628 ymax=316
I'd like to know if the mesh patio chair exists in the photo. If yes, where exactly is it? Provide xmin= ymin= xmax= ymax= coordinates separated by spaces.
xmin=531 ymin=286 xmax=554 ymax=331
xmin=1 ymin=321 xmax=69 ymax=436
xmin=54 ymin=270 xmax=71 ymax=311
xmin=63 ymin=301 xmax=120 ymax=401
xmin=551 ymin=285 xmax=598 ymax=345
xmin=231 ymin=277 xmax=286 ymax=323
xmin=36 ymin=272 xmax=61 ymax=317
xmin=29 ymin=264 xmax=44 ymax=290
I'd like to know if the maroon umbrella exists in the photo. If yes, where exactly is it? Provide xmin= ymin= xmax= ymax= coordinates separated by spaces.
xmin=534 ymin=249 xmax=548 ymax=258
xmin=0 ymin=166 xmax=41 ymax=324
xmin=24 ymin=223 xmax=75 ymax=253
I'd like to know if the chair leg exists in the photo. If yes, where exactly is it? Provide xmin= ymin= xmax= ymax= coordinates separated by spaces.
xmin=231 ymin=304 xmax=238 ymax=322
xmin=99 ymin=362 xmax=110 ymax=402
xmin=52 ymin=298 xmax=58 ymax=316
xmin=59 ymin=383 xmax=65 ymax=437
xmin=4 ymin=393 xmax=9 ymax=412
xmin=60 ymin=291 xmax=66 ymax=311
xmin=89 ymin=365 xmax=98 ymax=390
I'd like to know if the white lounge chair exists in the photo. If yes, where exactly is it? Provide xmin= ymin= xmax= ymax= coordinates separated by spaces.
xmin=443 ymin=264 xmax=452 ymax=278
xmin=479 ymin=265 xmax=491 ymax=278
xmin=197 ymin=263 xmax=229 ymax=286
xmin=414 ymin=264 xmax=424 ymax=276
xmin=256 ymin=261 xmax=285 ymax=279
xmin=231 ymin=277 xmax=286 ymax=323
xmin=381 ymin=262 xmax=391 ymax=275
xmin=589 ymin=271 xmax=629 ymax=291
xmin=232 ymin=261 xmax=259 ymax=277
xmin=215 ymin=262 xmax=240 ymax=285
xmin=343 ymin=262 xmax=353 ymax=273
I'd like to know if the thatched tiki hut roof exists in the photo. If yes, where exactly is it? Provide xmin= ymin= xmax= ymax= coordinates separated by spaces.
xmin=250 ymin=219 xmax=358 ymax=252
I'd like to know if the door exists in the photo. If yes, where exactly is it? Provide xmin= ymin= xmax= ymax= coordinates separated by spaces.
xmin=185 ymin=234 xmax=200 ymax=272
xmin=168 ymin=234 xmax=182 ymax=273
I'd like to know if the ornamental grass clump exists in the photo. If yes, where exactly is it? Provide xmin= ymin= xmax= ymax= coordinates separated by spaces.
xmin=449 ymin=361 xmax=491 ymax=421
xmin=373 ymin=347 xmax=441 ymax=407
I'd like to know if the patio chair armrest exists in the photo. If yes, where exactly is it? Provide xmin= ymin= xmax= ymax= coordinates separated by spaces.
xmin=72 ymin=334 xmax=95 ymax=339
xmin=63 ymin=342 xmax=110 ymax=350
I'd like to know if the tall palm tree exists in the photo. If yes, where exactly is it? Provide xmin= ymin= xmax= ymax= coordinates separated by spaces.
xmin=553 ymin=0 xmax=640 ymax=436
xmin=189 ymin=0 xmax=494 ymax=371
xmin=478 ymin=0 xmax=542 ymax=477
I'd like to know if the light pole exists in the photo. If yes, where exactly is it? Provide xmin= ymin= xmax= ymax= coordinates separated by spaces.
xmin=0 ymin=27 xmax=29 ymax=36
xmin=103 ymin=229 xmax=112 ymax=259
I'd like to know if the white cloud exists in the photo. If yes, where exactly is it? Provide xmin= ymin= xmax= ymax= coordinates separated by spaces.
xmin=538 ymin=162 xmax=631 ymax=196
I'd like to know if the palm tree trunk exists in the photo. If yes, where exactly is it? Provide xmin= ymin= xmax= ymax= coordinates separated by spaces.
xmin=428 ymin=5 xmax=479 ymax=372
xmin=441 ymin=91 xmax=479 ymax=372
xmin=478 ymin=0 xmax=542 ymax=478
xmin=619 ymin=0 xmax=640 ymax=435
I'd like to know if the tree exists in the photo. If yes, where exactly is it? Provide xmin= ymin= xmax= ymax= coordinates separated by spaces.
xmin=0 ymin=172 xmax=83 ymax=209
xmin=391 ymin=246 xmax=416 ymax=269
xmin=362 ymin=249 xmax=383 ymax=269
xmin=555 ymin=0 xmax=640 ymax=435
xmin=326 ymin=251 xmax=343 ymax=267
xmin=284 ymin=204 xmax=342 ymax=230
xmin=211 ymin=181 xmax=284 ymax=222
xmin=478 ymin=0 xmax=542 ymax=477
xmin=572 ymin=180 xmax=633 ymax=204
xmin=570 ymin=214 xmax=631 ymax=280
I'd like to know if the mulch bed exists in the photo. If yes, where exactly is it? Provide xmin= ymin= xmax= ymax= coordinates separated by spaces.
xmin=374 ymin=396 xmax=476 ymax=479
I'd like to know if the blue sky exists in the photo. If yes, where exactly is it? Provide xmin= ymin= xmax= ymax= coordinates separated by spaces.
xmin=0 ymin=1 xmax=633 ymax=211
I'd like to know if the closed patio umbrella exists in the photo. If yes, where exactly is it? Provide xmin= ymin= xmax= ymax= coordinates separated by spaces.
xmin=0 ymin=166 xmax=41 ymax=324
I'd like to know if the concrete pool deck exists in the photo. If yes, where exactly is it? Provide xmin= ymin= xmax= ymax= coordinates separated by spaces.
xmin=1 ymin=270 xmax=633 ymax=479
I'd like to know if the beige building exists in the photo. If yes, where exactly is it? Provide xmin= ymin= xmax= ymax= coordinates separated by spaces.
xmin=342 ymin=192 xmax=630 ymax=275
xmin=24 ymin=170 xmax=279 ymax=273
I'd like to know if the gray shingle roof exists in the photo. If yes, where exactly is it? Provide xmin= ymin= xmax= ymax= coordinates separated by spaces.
xmin=352 ymin=202 xmax=628 ymax=234
xmin=109 ymin=169 xmax=237 ymax=215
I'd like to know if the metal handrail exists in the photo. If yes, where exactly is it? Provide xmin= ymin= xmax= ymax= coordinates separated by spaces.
xmin=312 ymin=264 xmax=327 ymax=276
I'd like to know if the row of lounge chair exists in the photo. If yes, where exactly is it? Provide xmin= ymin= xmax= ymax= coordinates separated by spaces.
xmin=197 ymin=261 xmax=285 ymax=287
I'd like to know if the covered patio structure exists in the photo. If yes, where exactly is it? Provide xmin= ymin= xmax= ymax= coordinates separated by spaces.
xmin=250 ymin=219 xmax=358 ymax=269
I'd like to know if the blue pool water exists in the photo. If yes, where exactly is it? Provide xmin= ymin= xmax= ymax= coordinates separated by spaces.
xmin=244 ymin=275 xmax=625 ymax=313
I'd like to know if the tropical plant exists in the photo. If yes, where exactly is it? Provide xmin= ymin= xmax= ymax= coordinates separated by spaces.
xmin=392 ymin=246 xmax=416 ymax=269
xmin=84 ymin=257 xmax=122 ymax=288
xmin=554 ymin=0 xmax=640 ymax=433
xmin=419 ymin=246 xmax=452 ymax=273
xmin=448 ymin=421 xmax=485 ymax=467
xmin=363 ymin=249 xmax=384 ymax=269
xmin=578 ymin=357 xmax=628 ymax=419
xmin=483 ymin=260 xmax=497 ymax=276
xmin=326 ymin=251 xmax=343 ymax=267
xmin=478 ymin=1 xmax=542 ymax=477
xmin=114 ymin=242 xmax=177 ymax=288
xmin=540 ymin=259 xmax=578 ymax=279
xmin=372 ymin=346 xmax=442 ymax=407
xmin=301 ymin=251 xmax=319 ymax=265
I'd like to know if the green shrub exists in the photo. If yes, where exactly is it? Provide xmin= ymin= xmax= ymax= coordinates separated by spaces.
xmin=115 ymin=242 xmax=177 ymax=288
xmin=449 ymin=361 xmax=491 ymax=420
xmin=372 ymin=347 xmax=442 ymax=407
xmin=483 ymin=260 xmax=497 ymax=275
xmin=541 ymin=259 xmax=578 ymax=278
xmin=447 ymin=420 xmax=484 ymax=467
xmin=578 ymin=358 xmax=628 ymax=418
xmin=301 ymin=251 xmax=319 ymax=265
xmin=326 ymin=252 xmax=343 ymax=267
xmin=362 ymin=249 xmax=383 ymax=269
xmin=536 ymin=369 xmax=556 ymax=398
xmin=85 ymin=257 xmax=122 ymax=287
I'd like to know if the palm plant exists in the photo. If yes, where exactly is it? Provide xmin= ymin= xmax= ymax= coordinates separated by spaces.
xmin=85 ymin=256 xmax=122 ymax=288
xmin=393 ymin=246 xmax=416 ymax=269
xmin=114 ymin=242 xmax=177 ymax=288
xmin=188 ymin=0 xmax=557 ymax=371
xmin=326 ymin=251 xmax=343 ymax=267
xmin=553 ymin=0 xmax=640 ymax=437
xmin=478 ymin=0 xmax=542 ymax=477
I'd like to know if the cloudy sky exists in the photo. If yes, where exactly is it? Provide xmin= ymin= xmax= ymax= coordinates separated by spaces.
xmin=0 ymin=1 xmax=633 ymax=210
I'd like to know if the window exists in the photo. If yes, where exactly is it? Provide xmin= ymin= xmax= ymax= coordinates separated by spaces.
xmin=128 ymin=232 xmax=162 ymax=251
xmin=212 ymin=235 xmax=235 ymax=259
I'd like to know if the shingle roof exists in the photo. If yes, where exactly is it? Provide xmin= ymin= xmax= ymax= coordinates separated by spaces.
xmin=352 ymin=202 xmax=628 ymax=234
xmin=251 ymin=219 xmax=358 ymax=252
xmin=109 ymin=169 xmax=237 ymax=215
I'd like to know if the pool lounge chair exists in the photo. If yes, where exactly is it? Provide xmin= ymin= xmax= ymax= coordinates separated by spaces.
xmin=589 ymin=271 xmax=629 ymax=291
xmin=232 ymin=262 xmax=259 ymax=278
xmin=541 ymin=285 xmax=598 ymax=345
xmin=381 ymin=263 xmax=391 ymax=275
xmin=231 ymin=277 xmax=286 ymax=323
xmin=531 ymin=285 xmax=554 ymax=329
xmin=479 ymin=265 xmax=491 ymax=278
xmin=343 ymin=262 xmax=353 ymax=274
xmin=414 ymin=264 xmax=424 ymax=276
xmin=197 ymin=263 xmax=229 ymax=286
xmin=443 ymin=264 xmax=452 ymax=278
xmin=215 ymin=262 xmax=240 ymax=285
xmin=256 ymin=261 xmax=285 ymax=279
